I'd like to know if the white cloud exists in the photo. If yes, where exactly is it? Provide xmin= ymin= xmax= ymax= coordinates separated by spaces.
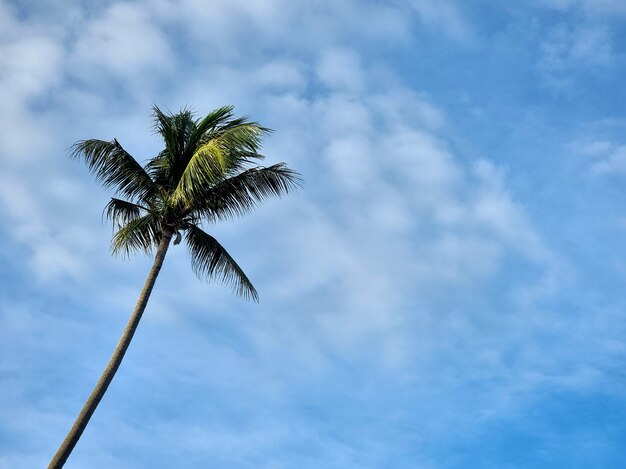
xmin=3 ymin=1 xmax=614 ymax=465
xmin=538 ymin=22 xmax=613 ymax=74
xmin=535 ymin=19 xmax=615 ymax=92
xmin=316 ymin=48 xmax=365 ymax=93
xmin=222 ymin=81 xmax=562 ymax=370
xmin=0 ymin=0 xmax=562 ymax=375
xmin=71 ymin=1 xmax=174 ymax=81
xmin=166 ymin=0 xmax=412 ymax=63
xmin=572 ymin=136 xmax=626 ymax=176
xmin=575 ymin=139 xmax=614 ymax=156
xmin=370 ymin=90 xmax=446 ymax=131
xmin=254 ymin=60 xmax=307 ymax=91
xmin=538 ymin=0 xmax=626 ymax=15
xmin=0 ymin=9 xmax=65 ymax=162
xmin=0 ymin=36 xmax=63 ymax=99
xmin=0 ymin=171 xmax=104 ymax=281
xmin=592 ymin=145 xmax=626 ymax=174
xmin=410 ymin=0 xmax=472 ymax=42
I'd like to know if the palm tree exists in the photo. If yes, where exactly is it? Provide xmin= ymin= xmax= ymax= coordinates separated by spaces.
xmin=49 ymin=106 xmax=300 ymax=468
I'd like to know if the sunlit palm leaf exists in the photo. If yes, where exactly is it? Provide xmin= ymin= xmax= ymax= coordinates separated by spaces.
xmin=197 ymin=121 xmax=268 ymax=157
xmin=204 ymin=123 xmax=269 ymax=174
xmin=173 ymin=140 xmax=227 ymax=203
xmin=182 ymin=105 xmax=235 ymax=159
xmin=173 ymin=121 xmax=270 ymax=203
xmin=186 ymin=225 xmax=258 ymax=302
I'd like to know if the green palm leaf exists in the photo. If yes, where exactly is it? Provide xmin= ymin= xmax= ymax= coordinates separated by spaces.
xmin=104 ymin=198 xmax=148 ymax=227
xmin=192 ymin=164 xmax=302 ymax=221
xmin=182 ymin=105 xmax=236 ymax=159
xmin=111 ymin=213 xmax=161 ymax=257
xmin=70 ymin=139 xmax=157 ymax=203
xmin=173 ymin=122 xmax=270 ymax=202
xmin=152 ymin=105 xmax=194 ymax=161
xmin=186 ymin=225 xmax=259 ymax=302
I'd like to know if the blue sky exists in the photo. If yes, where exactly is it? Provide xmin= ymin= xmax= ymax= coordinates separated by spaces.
xmin=1 ymin=0 xmax=626 ymax=467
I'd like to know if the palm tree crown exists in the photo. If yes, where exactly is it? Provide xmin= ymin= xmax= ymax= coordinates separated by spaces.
xmin=71 ymin=105 xmax=300 ymax=301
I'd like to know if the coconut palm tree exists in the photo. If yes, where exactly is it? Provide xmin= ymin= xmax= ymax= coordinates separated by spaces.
xmin=49 ymin=106 xmax=300 ymax=468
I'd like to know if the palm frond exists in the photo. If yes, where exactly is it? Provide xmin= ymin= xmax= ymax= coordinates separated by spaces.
xmin=185 ymin=225 xmax=258 ymax=302
xmin=171 ymin=140 xmax=229 ymax=205
xmin=203 ymin=123 xmax=270 ymax=173
xmin=196 ymin=119 xmax=269 ymax=156
xmin=192 ymin=164 xmax=302 ymax=221
xmin=103 ymin=198 xmax=148 ymax=227
xmin=145 ymin=149 xmax=172 ymax=189
xmin=69 ymin=139 xmax=157 ymax=202
xmin=111 ymin=213 xmax=161 ymax=257
xmin=183 ymin=105 xmax=235 ymax=158
xmin=152 ymin=105 xmax=195 ymax=163
xmin=172 ymin=123 xmax=272 ymax=205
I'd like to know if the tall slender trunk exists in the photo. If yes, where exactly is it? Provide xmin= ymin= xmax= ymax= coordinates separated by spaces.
xmin=49 ymin=229 xmax=174 ymax=468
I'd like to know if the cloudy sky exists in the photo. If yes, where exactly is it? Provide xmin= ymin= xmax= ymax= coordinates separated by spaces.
xmin=2 ymin=0 xmax=626 ymax=467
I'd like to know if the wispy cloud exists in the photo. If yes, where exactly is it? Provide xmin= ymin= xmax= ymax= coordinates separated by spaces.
xmin=537 ymin=21 xmax=613 ymax=90
xmin=409 ymin=0 xmax=473 ymax=42
xmin=538 ymin=0 xmax=626 ymax=15
xmin=591 ymin=145 xmax=626 ymax=174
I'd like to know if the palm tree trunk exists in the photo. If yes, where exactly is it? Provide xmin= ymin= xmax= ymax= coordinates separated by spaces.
xmin=49 ymin=229 xmax=174 ymax=468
